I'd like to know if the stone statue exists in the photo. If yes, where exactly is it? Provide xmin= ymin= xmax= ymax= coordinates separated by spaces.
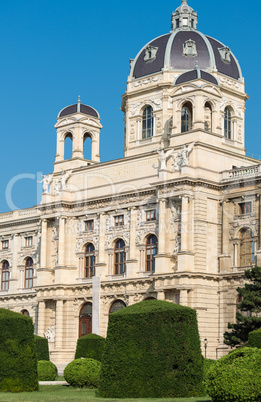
xmin=153 ymin=148 xmax=174 ymax=171
xmin=37 ymin=174 xmax=53 ymax=194
xmin=54 ymin=170 xmax=72 ymax=195
xmin=172 ymin=142 xmax=194 ymax=171
xmin=44 ymin=325 xmax=55 ymax=342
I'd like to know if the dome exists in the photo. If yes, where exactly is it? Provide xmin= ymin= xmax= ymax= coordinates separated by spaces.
xmin=58 ymin=96 xmax=99 ymax=119
xmin=130 ymin=1 xmax=242 ymax=82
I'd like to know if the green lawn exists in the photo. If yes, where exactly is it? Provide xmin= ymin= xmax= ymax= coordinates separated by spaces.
xmin=0 ymin=385 xmax=211 ymax=402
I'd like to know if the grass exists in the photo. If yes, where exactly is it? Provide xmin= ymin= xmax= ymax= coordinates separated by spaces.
xmin=0 ymin=385 xmax=212 ymax=401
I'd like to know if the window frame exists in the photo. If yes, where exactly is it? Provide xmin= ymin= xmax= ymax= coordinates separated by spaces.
xmin=114 ymin=215 xmax=124 ymax=227
xmin=224 ymin=107 xmax=232 ymax=139
xmin=142 ymin=106 xmax=154 ymax=139
xmin=239 ymin=228 xmax=255 ymax=268
xmin=146 ymin=210 xmax=156 ymax=222
xmin=25 ymin=236 xmax=33 ymax=247
xmin=114 ymin=239 xmax=126 ymax=275
xmin=25 ymin=258 xmax=34 ymax=289
xmin=84 ymin=243 xmax=95 ymax=278
xmin=2 ymin=240 xmax=9 ymax=250
xmin=145 ymin=234 xmax=158 ymax=272
xmin=85 ymin=220 xmax=94 ymax=232
xmin=239 ymin=202 xmax=252 ymax=215
xmin=1 ymin=260 xmax=9 ymax=291
xmin=181 ymin=102 xmax=192 ymax=133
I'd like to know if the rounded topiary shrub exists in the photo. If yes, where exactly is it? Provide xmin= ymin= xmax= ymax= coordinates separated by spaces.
xmin=98 ymin=300 xmax=204 ymax=398
xmin=64 ymin=358 xmax=101 ymax=388
xmin=34 ymin=335 xmax=49 ymax=361
xmin=204 ymin=347 xmax=261 ymax=401
xmin=75 ymin=333 xmax=105 ymax=361
xmin=37 ymin=360 xmax=57 ymax=381
xmin=0 ymin=308 xmax=38 ymax=392
xmin=248 ymin=328 xmax=261 ymax=349
xmin=203 ymin=358 xmax=217 ymax=381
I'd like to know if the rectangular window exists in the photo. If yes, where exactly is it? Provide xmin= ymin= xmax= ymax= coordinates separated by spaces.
xmin=2 ymin=240 xmax=9 ymax=250
xmin=146 ymin=210 xmax=156 ymax=222
xmin=114 ymin=215 xmax=124 ymax=227
xmin=85 ymin=220 xmax=94 ymax=231
xmin=25 ymin=236 xmax=33 ymax=247
xmin=239 ymin=202 xmax=252 ymax=215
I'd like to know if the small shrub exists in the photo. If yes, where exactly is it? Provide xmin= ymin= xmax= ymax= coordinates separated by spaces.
xmin=204 ymin=347 xmax=261 ymax=401
xmin=34 ymin=335 xmax=49 ymax=361
xmin=248 ymin=328 xmax=261 ymax=349
xmin=75 ymin=334 xmax=105 ymax=361
xmin=0 ymin=308 xmax=38 ymax=392
xmin=37 ymin=360 xmax=57 ymax=381
xmin=64 ymin=358 xmax=101 ymax=388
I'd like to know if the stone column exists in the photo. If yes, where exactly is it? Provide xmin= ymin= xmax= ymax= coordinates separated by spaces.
xmin=55 ymin=300 xmax=63 ymax=348
xmin=98 ymin=213 xmax=106 ymax=264
xmin=158 ymin=199 xmax=167 ymax=253
xmin=55 ymin=131 xmax=64 ymax=162
xmin=180 ymin=289 xmax=188 ymax=306
xmin=181 ymin=196 xmax=190 ymax=252
xmin=126 ymin=208 xmax=138 ymax=277
xmin=58 ymin=216 xmax=66 ymax=266
xmin=40 ymin=219 xmax=48 ymax=268
xmin=91 ymin=134 xmax=100 ymax=162
xmin=38 ymin=301 xmax=45 ymax=337
xmin=92 ymin=276 xmax=101 ymax=335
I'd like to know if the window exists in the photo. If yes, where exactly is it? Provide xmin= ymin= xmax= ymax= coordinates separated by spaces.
xmin=239 ymin=228 xmax=255 ymax=268
xmin=85 ymin=243 xmax=95 ymax=278
xmin=146 ymin=234 xmax=158 ymax=272
xmin=142 ymin=106 xmax=154 ymax=139
xmin=114 ymin=215 xmax=124 ymax=227
xmin=2 ymin=240 xmax=9 ymax=250
xmin=25 ymin=258 xmax=34 ymax=289
xmin=239 ymin=202 xmax=252 ymax=215
xmin=110 ymin=299 xmax=126 ymax=314
xmin=176 ymin=19 xmax=180 ymax=28
xmin=1 ymin=260 xmax=9 ymax=291
xmin=114 ymin=239 xmax=126 ymax=275
xmin=146 ymin=210 xmax=156 ymax=222
xmin=79 ymin=303 xmax=92 ymax=337
xmin=181 ymin=102 xmax=192 ymax=133
xmin=21 ymin=309 xmax=30 ymax=316
xmin=25 ymin=236 xmax=33 ymax=247
xmin=85 ymin=220 xmax=94 ymax=231
xmin=204 ymin=102 xmax=212 ymax=132
xmin=224 ymin=107 xmax=232 ymax=139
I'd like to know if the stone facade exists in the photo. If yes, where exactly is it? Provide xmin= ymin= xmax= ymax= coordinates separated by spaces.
xmin=0 ymin=1 xmax=259 ymax=371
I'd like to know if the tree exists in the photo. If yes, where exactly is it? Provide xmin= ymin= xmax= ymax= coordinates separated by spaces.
xmin=224 ymin=266 xmax=261 ymax=347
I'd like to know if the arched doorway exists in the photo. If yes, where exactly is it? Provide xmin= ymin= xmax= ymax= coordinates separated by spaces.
xmin=79 ymin=302 xmax=92 ymax=337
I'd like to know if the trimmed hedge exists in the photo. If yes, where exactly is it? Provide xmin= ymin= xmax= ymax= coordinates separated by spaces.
xmin=248 ymin=328 xmax=261 ymax=349
xmin=98 ymin=299 xmax=204 ymax=398
xmin=34 ymin=335 xmax=49 ymax=361
xmin=203 ymin=358 xmax=217 ymax=381
xmin=64 ymin=358 xmax=101 ymax=388
xmin=37 ymin=360 xmax=57 ymax=381
xmin=204 ymin=347 xmax=261 ymax=401
xmin=0 ymin=308 xmax=38 ymax=392
xmin=75 ymin=333 xmax=105 ymax=361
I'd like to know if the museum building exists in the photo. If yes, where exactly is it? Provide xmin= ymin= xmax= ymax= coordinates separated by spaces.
xmin=0 ymin=0 xmax=259 ymax=370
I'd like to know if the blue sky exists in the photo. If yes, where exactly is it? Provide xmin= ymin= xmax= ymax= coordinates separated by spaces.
xmin=0 ymin=0 xmax=260 ymax=212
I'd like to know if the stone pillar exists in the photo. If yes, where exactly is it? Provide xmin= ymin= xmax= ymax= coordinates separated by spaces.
xmin=181 ymin=196 xmax=190 ymax=251
xmin=126 ymin=208 xmax=138 ymax=277
xmin=38 ymin=301 xmax=45 ymax=337
xmin=177 ymin=196 xmax=194 ymax=271
xmin=55 ymin=131 xmax=64 ymax=162
xmin=98 ymin=213 xmax=106 ymax=264
xmin=180 ymin=289 xmax=188 ymax=306
xmin=158 ymin=199 xmax=166 ymax=253
xmin=91 ymin=134 xmax=100 ymax=162
xmin=55 ymin=300 xmax=64 ymax=348
xmin=10 ymin=234 xmax=18 ymax=292
xmin=157 ymin=291 xmax=165 ymax=300
xmin=40 ymin=219 xmax=48 ymax=268
xmin=92 ymin=276 xmax=101 ymax=335
xmin=234 ymin=243 xmax=238 ymax=267
xmin=58 ymin=217 xmax=66 ymax=266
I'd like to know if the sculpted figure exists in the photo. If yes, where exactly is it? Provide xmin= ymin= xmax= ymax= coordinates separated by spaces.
xmin=37 ymin=174 xmax=53 ymax=194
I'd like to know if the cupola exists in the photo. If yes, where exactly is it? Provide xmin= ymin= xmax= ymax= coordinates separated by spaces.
xmin=171 ymin=0 xmax=198 ymax=30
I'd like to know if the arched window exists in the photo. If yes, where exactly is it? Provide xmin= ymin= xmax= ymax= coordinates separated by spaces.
xmin=110 ymin=299 xmax=126 ymax=314
xmin=21 ymin=309 xmax=30 ymax=316
xmin=64 ymin=133 xmax=73 ymax=160
xmin=1 ymin=260 xmax=9 ymax=291
xmin=224 ymin=107 xmax=232 ymax=139
xmin=25 ymin=258 xmax=34 ymax=289
xmin=142 ymin=106 xmax=154 ymax=139
xmin=181 ymin=102 xmax=192 ymax=133
xmin=145 ymin=234 xmax=158 ymax=272
xmin=114 ymin=239 xmax=126 ymax=275
xmin=79 ymin=302 xmax=92 ymax=337
xmin=204 ymin=102 xmax=212 ymax=132
xmin=83 ymin=133 xmax=92 ymax=160
xmin=239 ymin=228 xmax=255 ymax=267
xmin=85 ymin=243 xmax=95 ymax=278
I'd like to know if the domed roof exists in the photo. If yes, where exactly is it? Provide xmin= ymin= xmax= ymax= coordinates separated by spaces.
xmin=58 ymin=96 xmax=99 ymax=119
xmin=130 ymin=1 xmax=242 ymax=82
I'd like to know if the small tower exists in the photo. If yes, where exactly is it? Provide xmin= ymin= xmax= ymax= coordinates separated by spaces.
xmin=54 ymin=97 xmax=102 ymax=172
xmin=171 ymin=0 xmax=198 ymax=30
